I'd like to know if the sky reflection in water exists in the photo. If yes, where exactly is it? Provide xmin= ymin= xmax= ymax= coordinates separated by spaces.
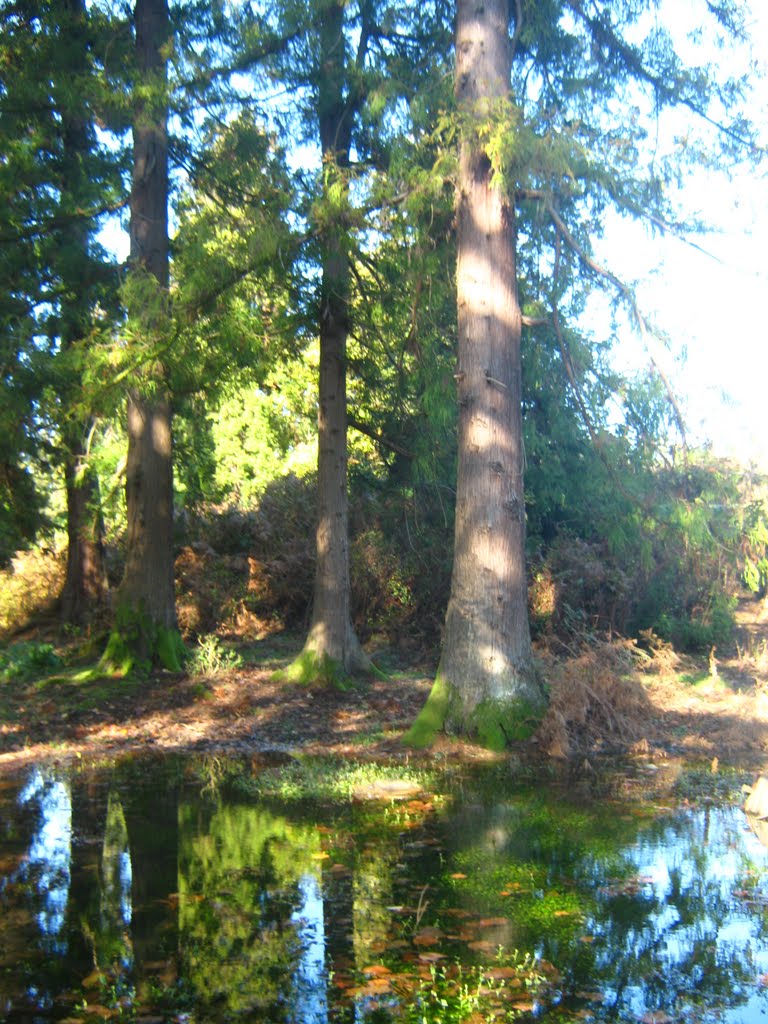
xmin=1 ymin=761 xmax=768 ymax=1024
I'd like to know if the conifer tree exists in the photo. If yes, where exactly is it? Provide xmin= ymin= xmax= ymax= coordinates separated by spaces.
xmin=103 ymin=0 xmax=183 ymax=672
xmin=57 ymin=0 xmax=111 ymax=624
xmin=406 ymin=0 xmax=760 ymax=748
xmin=0 ymin=0 xmax=123 ymax=591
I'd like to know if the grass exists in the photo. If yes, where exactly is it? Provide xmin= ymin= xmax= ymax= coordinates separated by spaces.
xmin=225 ymin=755 xmax=441 ymax=804
xmin=29 ymin=669 xmax=144 ymax=712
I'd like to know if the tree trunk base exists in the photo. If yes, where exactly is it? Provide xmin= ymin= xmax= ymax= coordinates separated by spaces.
xmin=401 ymin=673 xmax=452 ymax=747
xmin=276 ymin=643 xmax=375 ymax=689
xmin=402 ymin=670 xmax=546 ymax=751
xmin=101 ymin=606 xmax=185 ymax=676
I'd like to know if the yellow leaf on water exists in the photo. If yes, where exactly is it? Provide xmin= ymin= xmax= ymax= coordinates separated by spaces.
xmin=362 ymin=964 xmax=392 ymax=977
xmin=81 ymin=970 xmax=106 ymax=990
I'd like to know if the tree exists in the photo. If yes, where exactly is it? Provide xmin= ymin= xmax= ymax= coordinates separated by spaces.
xmin=56 ymin=0 xmax=111 ymax=625
xmin=0 ymin=0 xmax=122 ymax=577
xmin=103 ymin=0 xmax=183 ymax=672
xmin=284 ymin=0 xmax=370 ymax=682
xmin=406 ymin=0 xmax=759 ymax=747
xmin=405 ymin=0 xmax=545 ymax=750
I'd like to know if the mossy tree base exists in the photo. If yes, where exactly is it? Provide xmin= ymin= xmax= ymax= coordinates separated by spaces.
xmin=101 ymin=605 xmax=185 ymax=677
xmin=402 ymin=672 xmax=546 ymax=752
xmin=275 ymin=647 xmax=384 ymax=690
xmin=275 ymin=650 xmax=351 ymax=689
xmin=401 ymin=673 xmax=452 ymax=747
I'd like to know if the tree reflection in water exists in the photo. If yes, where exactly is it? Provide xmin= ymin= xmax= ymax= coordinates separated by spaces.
xmin=1 ymin=761 xmax=768 ymax=1024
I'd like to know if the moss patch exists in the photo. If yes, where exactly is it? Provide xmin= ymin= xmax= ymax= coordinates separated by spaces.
xmin=274 ymin=649 xmax=354 ymax=690
xmin=469 ymin=696 xmax=545 ymax=751
xmin=403 ymin=676 xmax=547 ymax=752
xmin=401 ymin=672 xmax=453 ymax=747
xmin=101 ymin=605 xmax=185 ymax=677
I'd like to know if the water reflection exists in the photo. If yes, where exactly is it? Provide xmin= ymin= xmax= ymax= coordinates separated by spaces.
xmin=17 ymin=769 xmax=72 ymax=952
xmin=291 ymin=874 xmax=328 ymax=1024
xmin=1 ymin=760 xmax=768 ymax=1024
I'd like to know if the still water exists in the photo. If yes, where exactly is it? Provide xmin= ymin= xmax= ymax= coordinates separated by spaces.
xmin=1 ymin=757 xmax=767 ymax=1024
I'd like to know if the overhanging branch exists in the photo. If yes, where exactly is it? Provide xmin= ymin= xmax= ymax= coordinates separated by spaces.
xmin=546 ymin=201 xmax=688 ymax=446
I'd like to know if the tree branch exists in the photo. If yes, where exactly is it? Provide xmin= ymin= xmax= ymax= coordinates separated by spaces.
xmin=348 ymin=413 xmax=414 ymax=459
xmin=546 ymin=201 xmax=688 ymax=446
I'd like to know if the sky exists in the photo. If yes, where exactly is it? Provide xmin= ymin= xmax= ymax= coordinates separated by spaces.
xmin=596 ymin=0 xmax=768 ymax=468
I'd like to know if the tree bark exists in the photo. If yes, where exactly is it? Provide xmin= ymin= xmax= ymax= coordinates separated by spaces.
xmin=405 ymin=0 xmax=545 ymax=749
xmin=61 ymin=434 xmax=109 ymax=625
xmin=104 ymin=0 xmax=180 ymax=671
xmin=289 ymin=0 xmax=368 ymax=681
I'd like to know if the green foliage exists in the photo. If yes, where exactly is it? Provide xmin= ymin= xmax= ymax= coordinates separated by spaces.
xmin=655 ymin=594 xmax=737 ymax=654
xmin=0 ymin=641 xmax=63 ymax=682
xmin=405 ymin=957 xmax=543 ymax=1024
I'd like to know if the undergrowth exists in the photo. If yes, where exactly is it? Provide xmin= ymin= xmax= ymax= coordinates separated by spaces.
xmin=536 ymin=639 xmax=652 ymax=759
xmin=0 ymin=549 xmax=64 ymax=638
xmin=0 ymin=641 xmax=63 ymax=682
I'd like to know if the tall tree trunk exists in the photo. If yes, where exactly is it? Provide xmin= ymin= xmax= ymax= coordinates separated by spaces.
xmin=61 ymin=433 xmax=109 ymax=625
xmin=287 ymin=0 xmax=368 ymax=682
xmin=57 ymin=0 xmax=109 ymax=625
xmin=405 ymin=0 xmax=545 ymax=750
xmin=103 ymin=0 xmax=181 ymax=672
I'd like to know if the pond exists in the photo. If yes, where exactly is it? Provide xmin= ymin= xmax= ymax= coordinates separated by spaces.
xmin=1 ymin=756 xmax=767 ymax=1024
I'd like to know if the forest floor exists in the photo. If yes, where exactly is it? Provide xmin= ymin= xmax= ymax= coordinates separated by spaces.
xmin=2 ymin=599 xmax=768 ymax=777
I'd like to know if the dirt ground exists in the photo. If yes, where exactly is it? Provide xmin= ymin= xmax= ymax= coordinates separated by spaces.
xmin=2 ymin=600 xmax=768 ymax=777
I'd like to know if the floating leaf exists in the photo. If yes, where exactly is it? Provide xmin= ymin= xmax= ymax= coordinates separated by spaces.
xmin=362 ymin=964 xmax=392 ymax=978
xmin=510 ymin=999 xmax=536 ymax=1012
xmin=468 ymin=939 xmax=499 ymax=954
xmin=413 ymin=926 xmax=443 ymax=946
xmin=81 ymin=970 xmax=106 ymax=990
xmin=354 ymin=977 xmax=394 ymax=996
xmin=84 ymin=1006 xmax=113 ymax=1020
xmin=485 ymin=967 xmax=521 ymax=982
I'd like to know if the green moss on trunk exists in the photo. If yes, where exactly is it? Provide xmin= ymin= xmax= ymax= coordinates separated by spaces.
xmin=468 ymin=697 xmax=544 ymax=752
xmin=401 ymin=673 xmax=453 ymax=747
xmin=402 ymin=676 xmax=546 ymax=751
xmin=101 ymin=605 xmax=185 ymax=676
xmin=275 ymin=648 xmax=384 ymax=689
xmin=274 ymin=650 xmax=352 ymax=689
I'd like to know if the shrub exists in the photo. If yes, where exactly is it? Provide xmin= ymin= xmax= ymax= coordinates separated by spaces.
xmin=0 ymin=641 xmax=63 ymax=682
xmin=0 ymin=549 xmax=64 ymax=639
